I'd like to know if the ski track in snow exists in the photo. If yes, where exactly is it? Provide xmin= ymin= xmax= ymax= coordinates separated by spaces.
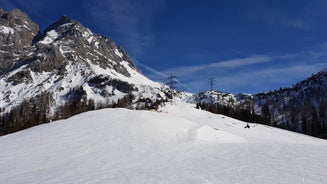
xmin=0 ymin=101 xmax=327 ymax=184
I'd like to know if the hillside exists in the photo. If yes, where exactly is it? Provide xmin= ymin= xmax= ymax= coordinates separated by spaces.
xmin=189 ymin=68 xmax=327 ymax=138
xmin=1 ymin=101 xmax=327 ymax=184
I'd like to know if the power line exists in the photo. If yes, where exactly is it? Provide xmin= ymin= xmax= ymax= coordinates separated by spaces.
xmin=209 ymin=77 xmax=215 ymax=90
xmin=167 ymin=72 xmax=177 ymax=89
xmin=131 ymin=57 xmax=195 ymax=92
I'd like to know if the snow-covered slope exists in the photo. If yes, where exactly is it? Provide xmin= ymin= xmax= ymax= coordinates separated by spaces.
xmin=1 ymin=101 xmax=326 ymax=184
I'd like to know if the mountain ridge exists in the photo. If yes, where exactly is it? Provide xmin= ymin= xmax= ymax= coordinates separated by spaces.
xmin=0 ymin=7 xmax=173 ymax=135
xmin=189 ymin=67 xmax=327 ymax=138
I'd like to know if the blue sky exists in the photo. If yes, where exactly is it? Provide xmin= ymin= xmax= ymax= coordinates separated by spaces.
xmin=1 ymin=0 xmax=327 ymax=94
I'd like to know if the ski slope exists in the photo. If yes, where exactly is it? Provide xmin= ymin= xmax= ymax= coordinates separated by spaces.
xmin=1 ymin=101 xmax=327 ymax=184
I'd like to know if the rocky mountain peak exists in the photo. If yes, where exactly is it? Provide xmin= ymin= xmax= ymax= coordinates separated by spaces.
xmin=0 ymin=7 xmax=39 ymax=74
xmin=58 ymin=15 xmax=75 ymax=24
xmin=0 ymin=8 xmax=39 ymax=35
xmin=30 ymin=14 xmax=134 ymax=77
xmin=43 ymin=15 xmax=77 ymax=34
xmin=6 ymin=8 xmax=30 ymax=20
xmin=0 ymin=8 xmax=172 ymax=136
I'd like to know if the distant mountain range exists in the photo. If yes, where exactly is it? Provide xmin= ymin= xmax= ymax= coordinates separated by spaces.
xmin=0 ymin=7 xmax=326 ymax=139
xmin=188 ymin=69 xmax=327 ymax=138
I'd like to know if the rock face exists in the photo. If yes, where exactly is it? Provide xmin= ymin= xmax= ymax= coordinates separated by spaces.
xmin=189 ymin=69 xmax=327 ymax=139
xmin=0 ymin=8 xmax=39 ymax=74
xmin=0 ymin=8 xmax=173 ymax=135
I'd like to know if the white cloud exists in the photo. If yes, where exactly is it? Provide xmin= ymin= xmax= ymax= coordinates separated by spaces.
xmin=139 ymin=55 xmax=275 ymax=92
xmin=165 ymin=55 xmax=272 ymax=76
xmin=207 ymin=62 xmax=327 ymax=93
xmin=132 ymin=58 xmax=168 ymax=78
xmin=142 ymin=51 xmax=326 ymax=93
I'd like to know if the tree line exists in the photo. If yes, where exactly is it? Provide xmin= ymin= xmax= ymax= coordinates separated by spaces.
xmin=0 ymin=86 xmax=169 ymax=136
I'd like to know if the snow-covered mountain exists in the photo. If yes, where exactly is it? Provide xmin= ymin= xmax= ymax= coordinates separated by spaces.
xmin=1 ymin=7 xmax=327 ymax=183
xmin=188 ymin=68 xmax=327 ymax=138
xmin=1 ymin=7 xmax=327 ymax=140
xmin=1 ymin=101 xmax=326 ymax=184
xmin=0 ymin=8 xmax=173 ymax=135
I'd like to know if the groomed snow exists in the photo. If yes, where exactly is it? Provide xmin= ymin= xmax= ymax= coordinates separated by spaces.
xmin=0 ymin=101 xmax=327 ymax=184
